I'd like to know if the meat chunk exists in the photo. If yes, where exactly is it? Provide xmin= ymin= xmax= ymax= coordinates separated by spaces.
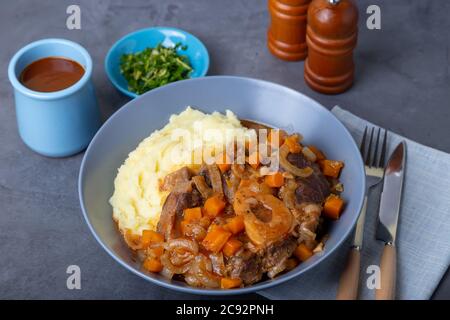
xmin=287 ymin=152 xmax=311 ymax=169
xmin=287 ymin=153 xmax=330 ymax=204
xmin=263 ymin=236 xmax=297 ymax=270
xmin=161 ymin=167 xmax=192 ymax=192
xmin=226 ymin=250 xmax=264 ymax=285
xmin=221 ymin=165 xmax=243 ymax=203
xmin=157 ymin=183 xmax=202 ymax=240
xmin=263 ymin=236 xmax=297 ymax=278
xmin=295 ymin=171 xmax=330 ymax=203
xmin=199 ymin=164 xmax=224 ymax=196
xmin=226 ymin=236 xmax=297 ymax=283
xmin=192 ymin=175 xmax=213 ymax=200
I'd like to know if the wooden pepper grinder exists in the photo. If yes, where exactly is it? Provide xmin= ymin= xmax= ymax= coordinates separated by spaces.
xmin=267 ymin=0 xmax=312 ymax=61
xmin=304 ymin=0 xmax=358 ymax=94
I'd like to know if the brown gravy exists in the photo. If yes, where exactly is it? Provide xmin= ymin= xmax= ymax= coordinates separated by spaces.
xmin=20 ymin=57 xmax=85 ymax=92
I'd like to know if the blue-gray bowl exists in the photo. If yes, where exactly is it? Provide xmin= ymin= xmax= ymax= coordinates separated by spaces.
xmin=78 ymin=76 xmax=365 ymax=295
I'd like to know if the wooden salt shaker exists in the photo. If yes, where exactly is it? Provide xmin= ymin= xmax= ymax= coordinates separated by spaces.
xmin=267 ymin=0 xmax=312 ymax=61
xmin=304 ymin=0 xmax=358 ymax=94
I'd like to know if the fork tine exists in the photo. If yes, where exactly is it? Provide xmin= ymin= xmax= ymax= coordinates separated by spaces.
xmin=359 ymin=126 xmax=368 ymax=161
xmin=371 ymin=127 xmax=381 ymax=167
xmin=366 ymin=127 xmax=375 ymax=166
xmin=378 ymin=129 xmax=388 ymax=167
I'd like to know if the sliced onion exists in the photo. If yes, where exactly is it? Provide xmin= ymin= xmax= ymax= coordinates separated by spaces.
xmin=148 ymin=242 xmax=164 ymax=250
xmin=160 ymin=266 xmax=174 ymax=279
xmin=299 ymin=225 xmax=316 ymax=241
xmin=303 ymin=203 xmax=321 ymax=215
xmin=259 ymin=166 xmax=271 ymax=176
xmin=267 ymin=260 xmax=287 ymax=278
xmin=136 ymin=249 xmax=147 ymax=261
xmin=192 ymin=255 xmax=221 ymax=288
xmin=184 ymin=255 xmax=221 ymax=288
xmin=282 ymin=172 xmax=294 ymax=179
xmin=209 ymin=252 xmax=225 ymax=276
xmin=183 ymin=223 xmax=207 ymax=241
xmin=170 ymin=249 xmax=196 ymax=266
xmin=124 ymin=230 xmax=142 ymax=251
xmin=184 ymin=274 xmax=202 ymax=287
xmin=231 ymin=164 xmax=246 ymax=180
xmin=165 ymin=238 xmax=199 ymax=254
xmin=196 ymin=271 xmax=221 ymax=288
xmin=192 ymin=175 xmax=212 ymax=199
xmin=208 ymin=164 xmax=224 ymax=195
xmin=313 ymin=242 xmax=324 ymax=253
xmin=161 ymin=239 xmax=198 ymax=274
xmin=279 ymin=145 xmax=314 ymax=178
xmin=161 ymin=251 xmax=192 ymax=274
xmin=302 ymin=146 xmax=317 ymax=162
xmin=245 ymin=179 xmax=273 ymax=195
xmin=278 ymin=179 xmax=297 ymax=210
xmin=146 ymin=242 xmax=165 ymax=259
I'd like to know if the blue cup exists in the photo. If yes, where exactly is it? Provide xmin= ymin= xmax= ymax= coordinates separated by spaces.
xmin=8 ymin=39 xmax=101 ymax=157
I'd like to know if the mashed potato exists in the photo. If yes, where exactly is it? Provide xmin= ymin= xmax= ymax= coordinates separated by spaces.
xmin=110 ymin=107 xmax=253 ymax=236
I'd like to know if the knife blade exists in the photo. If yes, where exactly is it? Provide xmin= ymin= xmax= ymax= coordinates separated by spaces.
xmin=376 ymin=141 xmax=406 ymax=244
xmin=375 ymin=141 xmax=406 ymax=300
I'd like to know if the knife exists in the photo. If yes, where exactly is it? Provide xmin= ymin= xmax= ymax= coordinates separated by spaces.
xmin=375 ymin=141 xmax=407 ymax=300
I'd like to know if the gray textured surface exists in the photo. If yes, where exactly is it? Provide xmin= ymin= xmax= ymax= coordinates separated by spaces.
xmin=0 ymin=0 xmax=448 ymax=299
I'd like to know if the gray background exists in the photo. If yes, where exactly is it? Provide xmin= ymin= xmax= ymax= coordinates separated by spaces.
xmin=0 ymin=0 xmax=448 ymax=299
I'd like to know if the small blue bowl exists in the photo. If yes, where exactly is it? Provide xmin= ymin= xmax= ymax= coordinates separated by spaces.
xmin=105 ymin=27 xmax=210 ymax=98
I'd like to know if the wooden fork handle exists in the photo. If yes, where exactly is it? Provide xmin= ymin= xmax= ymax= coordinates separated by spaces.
xmin=336 ymin=248 xmax=361 ymax=300
xmin=375 ymin=243 xmax=396 ymax=300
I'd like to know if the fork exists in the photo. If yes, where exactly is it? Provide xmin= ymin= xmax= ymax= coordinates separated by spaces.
xmin=336 ymin=126 xmax=387 ymax=300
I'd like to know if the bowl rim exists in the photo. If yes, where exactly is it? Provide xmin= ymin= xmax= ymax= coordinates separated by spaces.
xmin=8 ymin=38 xmax=93 ymax=100
xmin=78 ymin=76 xmax=365 ymax=295
xmin=104 ymin=26 xmax=210 ymax=99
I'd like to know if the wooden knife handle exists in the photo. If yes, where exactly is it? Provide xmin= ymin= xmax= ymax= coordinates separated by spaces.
xmin=336 ymin=248 xmax=361 ymax=300
xmin=375 ymin=243 xmax=396 ymax=300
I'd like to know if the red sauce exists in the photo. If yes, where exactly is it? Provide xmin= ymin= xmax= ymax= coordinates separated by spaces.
xmin=20 ymin=57 xmax=85 ymax=92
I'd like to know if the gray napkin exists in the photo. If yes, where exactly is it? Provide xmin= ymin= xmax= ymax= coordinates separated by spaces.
xmin=259 ymin=106 xmax=450 ymax=300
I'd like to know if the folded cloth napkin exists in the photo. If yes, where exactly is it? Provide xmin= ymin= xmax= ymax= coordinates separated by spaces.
xmin=259 ymin=106 xmax=450 ymax=300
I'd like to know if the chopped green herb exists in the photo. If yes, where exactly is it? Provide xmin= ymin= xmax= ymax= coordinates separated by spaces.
xmin=120 ymin=43 xmax=192 ymax=95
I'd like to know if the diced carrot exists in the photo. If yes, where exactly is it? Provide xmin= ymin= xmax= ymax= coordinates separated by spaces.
xmin=224 ymin=215 xmax=245 ymax=234
xmin=216 ymin=152 xmax=232 ymax=173
xmin=221 ymin=277 xmax=242 ymax=289
xmin=204 ymin=195 xmax=226 ymax=218
xmin=294 ymin=243 xmax=313 ymax=262
xmin=143 ymin=257 xmax=163 ymax=272
xmin=323 ymin=194 xmax=345 ymax=220
xmin=308 ymin=145 xmax=326 ymax=161
xmin=148 ymin=246 xmax=164 ymax=258
xmin=284 ymin=135 xmax=302 ymax=153
xmin=247 ymin=151 xmax=260 ymax=169
xmin=319 ymin=160 xmax=344 ymax=178
xmin=218 ymin=163 xmax=231 ymax=173
xmin=199 ymin=216 xmax=211 ymax=229
xmin=267 ymin=129 xmax=287 ymax=148
xmin=125 ymin=229 xmax=141 ymax=249
xmin=264 ymin=172 xmax=284 ymax=188
xmin=180 ymin=220 xmax=189 ymax=236
xmin=238 ymin=179 xmax=251 ymax=189
xmin=222 ymin=238 xmax=243 ymax=257
xmin=208 ymin=223 xmax=221 ymax=232
xmin=202 ymin=226 xmax=232 ymax=253
xmin=183 ymin=207 xmax=202 ymax=222
xmin=141 ymin=230 xmax=164 ymax=248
